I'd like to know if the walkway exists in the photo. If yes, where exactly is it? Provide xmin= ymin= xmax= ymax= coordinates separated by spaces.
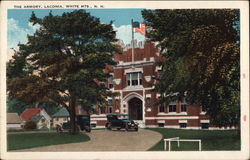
xmin=16 ymin=129 xmax=162 ymax=151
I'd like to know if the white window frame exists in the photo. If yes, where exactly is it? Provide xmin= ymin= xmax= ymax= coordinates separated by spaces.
xmin=126 ymin=72 xmax=143 ymax=86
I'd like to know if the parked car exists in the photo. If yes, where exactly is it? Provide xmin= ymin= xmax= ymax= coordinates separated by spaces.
xmin=105 ymin=113 xmax=138 ymax=131
xmin=56 ymin=115 xmax=91 ymax=132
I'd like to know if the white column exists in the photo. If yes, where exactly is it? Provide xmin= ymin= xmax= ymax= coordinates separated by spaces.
xmin=143 ymin=88 xmax=145 ymax=124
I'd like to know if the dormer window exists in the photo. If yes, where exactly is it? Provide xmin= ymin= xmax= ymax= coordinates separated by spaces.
xmin=126 ymin=72 xmax=142 ymax=86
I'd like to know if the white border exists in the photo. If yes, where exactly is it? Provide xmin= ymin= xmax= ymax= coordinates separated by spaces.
xmin=0 ymin=1 xmax=249 ymax=160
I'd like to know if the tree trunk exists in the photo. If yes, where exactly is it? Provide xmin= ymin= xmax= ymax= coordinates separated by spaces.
xmin=69 ymin=94 xmax=77 ymax=134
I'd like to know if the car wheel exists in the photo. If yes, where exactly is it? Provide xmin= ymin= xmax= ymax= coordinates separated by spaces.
xmin=56 ymin=125 xmax=62 ymax=133
xmin=117 ymin=128 xmax=121 ymax=130
xmin=106 ymin=123 xmax=112 ymax=130
xmin=85 ymin=126 xmax=91 ymax=132
xmin=125 ymin=124 xmax=129 ymax=131
xmin=135 ymin=127 xmax=138 ymax=132
xmin=75 ymin=125 xmax=81 ymax=133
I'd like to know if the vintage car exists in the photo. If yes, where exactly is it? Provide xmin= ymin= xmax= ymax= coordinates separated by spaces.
xmin=56 ymin=115 xmax=91 ymax=133
xmin=105 ymin=113 xmax=139 ymax=131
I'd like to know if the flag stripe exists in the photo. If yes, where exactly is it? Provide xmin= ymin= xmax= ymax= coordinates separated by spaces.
xmin=134 ymin=24 xmax=146 ymax=35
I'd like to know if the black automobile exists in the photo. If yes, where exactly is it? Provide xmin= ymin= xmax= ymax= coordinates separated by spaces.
xmin=56 ymin=115 xmax=91 ymax=132
xmin=105 ymin=113 xmax=139 ymax=131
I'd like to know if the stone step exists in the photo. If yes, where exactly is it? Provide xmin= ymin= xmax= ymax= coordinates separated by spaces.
xmin=134 ymin=120 xmax=145 ymax=128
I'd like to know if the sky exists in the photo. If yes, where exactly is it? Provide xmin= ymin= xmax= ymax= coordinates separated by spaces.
xmin=7 ymin=9 xmax=146 ymax=59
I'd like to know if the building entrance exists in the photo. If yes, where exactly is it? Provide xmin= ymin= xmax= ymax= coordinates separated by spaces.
xmin=128 ymin=97 xmax=143 ymax=120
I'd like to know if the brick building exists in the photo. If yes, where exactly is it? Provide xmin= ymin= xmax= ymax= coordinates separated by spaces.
xmin=90 ymin=41 xmax=212 ymax=129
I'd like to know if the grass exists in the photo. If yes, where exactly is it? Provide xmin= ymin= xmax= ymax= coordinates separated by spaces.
xmin=8 ymin=132 xmax=90 ymax=151
xmin=147 ymin=128 xmax=240 ymax=151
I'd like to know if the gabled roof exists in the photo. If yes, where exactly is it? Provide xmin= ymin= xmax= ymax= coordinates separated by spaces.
xmin=30 ymin=115 xmax=43 ymax=122
xmin=20 ymin=108 xmax=42 ymax=121
xmin=7 ymin=113 xmax=21 ymax=124
xmin=52 ymin=107 xmax=69 ymax=117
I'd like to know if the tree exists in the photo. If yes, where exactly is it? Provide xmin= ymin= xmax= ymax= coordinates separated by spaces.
xmin=7 ymin=10 xmax=121 ymax=134
xmin=142 ymin=9 xmax=240 ymax=127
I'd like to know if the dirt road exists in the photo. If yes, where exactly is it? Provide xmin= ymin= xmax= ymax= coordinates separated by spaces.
xmin=16 ymin=129 xmax=162 ymax=151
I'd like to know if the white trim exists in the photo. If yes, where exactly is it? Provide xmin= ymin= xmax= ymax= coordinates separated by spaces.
xmin=123 ymin=85 xmax=144 ymax=91
xmin=156 ymin=51 xmax=160 ymax=56
xmin=115 ymin=96 xmax=120 ymax=99
xmin=144 ymin=76 xmax=151 ymax=82
xmin=157 ymin=120 xmax=165 ymax=123
xmin=180 ymin=112 xmax=187 ymax=115
xmin=91 ymin=118 xmax=106 ymax=121
xmin=157 ymin=112 xmax=187 ymax=116
xmin=179 ymin=120 xmax=188 ymax=123
xmin=150 ymin=57 xmax=155 ymax=61
xmin=146 ymin=116 xmax=199 ymax=120
xmin=146 ymin=94 xmax=151 ymax=98
xmin=91 ymin=114 xmax=106 ymax=118
xmin=155 ymin=65 xmax=162 ymax=72
xmin=146 ymin=108 xmax=152 ymax=112
xmin=114 ymin=79 xmax=121 ymax=85
xmin=200 ymin=112 xmax=206 ymax=115
xmin=115 ymin=109 xmax=120 ymax=113
xmin=90 ymin=121 xmax=97 ymax=124
xmin=156 ymin=93 xmax=161 ymax=98
xmin=200 ymin=120 xmax=210 ymax=123
xmin=115 ymin=60 xmax=155 ymax=69
xmin=113 ymin=87 xmax=154 ymax=92
xmin=123 ymin=92 xmax=143 ymax=102
xmin=124 ymin=68 xmax=143 ymax=74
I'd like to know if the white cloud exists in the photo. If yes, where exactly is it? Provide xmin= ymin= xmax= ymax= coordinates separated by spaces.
xmin=112 ymin=24 xmax=145 ymax=45
xmin=7 ymin=18 xmax=40 ymax=58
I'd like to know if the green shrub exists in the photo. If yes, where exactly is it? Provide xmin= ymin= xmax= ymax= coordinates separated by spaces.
xmin=24 ymin=120 xmax=37 ymax=130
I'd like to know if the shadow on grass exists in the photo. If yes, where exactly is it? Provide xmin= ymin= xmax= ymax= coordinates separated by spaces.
xmin=8 ymin=132 xmax=90 ymax=151
xmin=146 ymin=128 xmax=240 ymax=151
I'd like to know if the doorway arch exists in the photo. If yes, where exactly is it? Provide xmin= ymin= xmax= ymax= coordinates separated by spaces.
xmin=128 ymin=97 xmax=143 ymax=120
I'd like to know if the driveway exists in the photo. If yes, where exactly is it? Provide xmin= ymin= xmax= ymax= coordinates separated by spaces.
xmin=16 ymin=129 xmax=162 ymax=151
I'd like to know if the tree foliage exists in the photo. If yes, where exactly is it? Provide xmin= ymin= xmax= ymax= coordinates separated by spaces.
xmin=142 ymin=9 xmax=240 ymax=127
xmin=7 ymin=10 xmax=120 ymax=133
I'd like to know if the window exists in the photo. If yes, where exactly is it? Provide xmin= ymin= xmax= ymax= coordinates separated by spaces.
xmin=91 ymin=123 xmax=97 ymax=128
xmin=108 ymin=74 xmax=114 ymax=88
xmin=201 ymin=123 xmax=209 ymax=129
xmin=159 ymin=105 xmax=165 ymax=112
xmin=63 ymin=118 xmax=67 ymax=121
xmin=201 ymin=106 xmax=206 ymax=112
xmin=56 ymin=118 xmax=59 ymax=121
xmin=126 ymin=72 xmax=143 ymax=86
xmin=158 ymin=70 xmax=163 ymax=79
xmin=109 ymin=106 xmax=112 ymax=113
xmin=100 ymin=107 xmax=106 ymax=114
xmin=158 ymin=123 xmax=165 ymax=127
xmin=146 ymin=97 xmax=151 ymax=104
xmin=41 ymin=119 xmax=45 ymax=123
xmin=180 ymin=123 xmax=187 ymax=128
xmin=169 ymin=105 xmax=177 ymax=112
xmin=115 ymin=99 xmax=119 ymax=106
xmin=108 ymin=99 xmax=113 ymax=106
xmin=181 ymin=104 xmax=187 ymax=112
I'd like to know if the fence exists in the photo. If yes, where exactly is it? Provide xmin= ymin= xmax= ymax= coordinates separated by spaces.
xmin=164 ymin=137 xmax=202 ymax=151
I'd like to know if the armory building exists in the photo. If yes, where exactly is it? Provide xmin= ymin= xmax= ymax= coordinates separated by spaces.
xmin=90 ymin=41 xmax=211 ymax=129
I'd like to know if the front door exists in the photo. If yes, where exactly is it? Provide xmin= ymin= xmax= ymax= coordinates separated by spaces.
xmin=128 ymin=97 xmax=143 ymax=120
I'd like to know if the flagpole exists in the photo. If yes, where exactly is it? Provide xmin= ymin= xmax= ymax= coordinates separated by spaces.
xmin=131 ymin=19 xmax=134 ymax=65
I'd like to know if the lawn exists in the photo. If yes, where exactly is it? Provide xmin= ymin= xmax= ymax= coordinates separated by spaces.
xmin=147 ymin=128 xmax=240 ymax=151
xmin=8 ymin=132 xmax=90 ymax=151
